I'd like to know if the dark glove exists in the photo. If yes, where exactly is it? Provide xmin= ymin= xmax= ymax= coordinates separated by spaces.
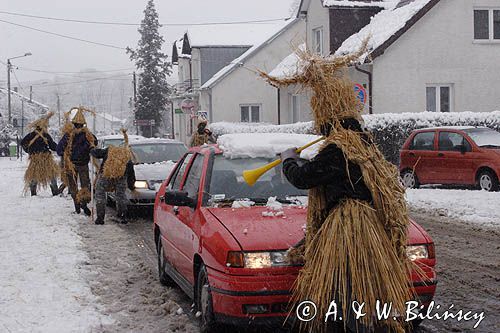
xmin=280 ymin=148 xmax=298 ymax=162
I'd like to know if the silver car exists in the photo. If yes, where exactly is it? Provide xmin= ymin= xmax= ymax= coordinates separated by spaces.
xmin=108 ymin=138 xmax=187 ymax=206
xmin=99 ymin=134 xmax=145 ymax=148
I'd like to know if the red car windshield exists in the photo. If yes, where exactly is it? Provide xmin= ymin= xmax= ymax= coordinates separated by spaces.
xmin=207 ymin=155 xmax=307 ymax=204
xmin=463 ymin=128 xmax=500 ymax=148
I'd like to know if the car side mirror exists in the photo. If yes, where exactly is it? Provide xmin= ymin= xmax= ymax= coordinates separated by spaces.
xmin=459 ymin=144 xmax=468 ymax=154
xmin=163 ymin=190 xmax=195 ymax=208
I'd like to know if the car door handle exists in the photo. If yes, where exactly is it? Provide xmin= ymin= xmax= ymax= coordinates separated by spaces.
xmin=173 ymin=206 xmax=179 ymax=215
xmin=438 ymin=153 xmax=444 ymax=157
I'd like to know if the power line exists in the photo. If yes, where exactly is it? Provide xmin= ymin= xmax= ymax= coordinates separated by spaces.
xmin=29 ymin=73 xmax=133 ymax=87
xmin=0 ymin=19 xmax=126 ymax=50
xmin=0 ymin=10 xmax=288 ymax=26
xmin=16 ymin=66 xmax=135 ymax=74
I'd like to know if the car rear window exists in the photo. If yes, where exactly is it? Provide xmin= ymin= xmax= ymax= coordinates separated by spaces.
xmin=410 ymin=132 xmax=435 ymax=151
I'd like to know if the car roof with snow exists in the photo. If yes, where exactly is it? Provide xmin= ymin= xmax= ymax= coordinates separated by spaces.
xmin=99 ymin=134 xmax=145 ymax=140
xmin=194 ymin=133 xmax=323 ymax=160
xmin=130 ymin=138 xmax=185 ymax=145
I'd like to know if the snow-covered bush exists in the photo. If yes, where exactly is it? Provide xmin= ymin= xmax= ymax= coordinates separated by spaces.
xmin=211 ymin=111 xmax=500 ymax=164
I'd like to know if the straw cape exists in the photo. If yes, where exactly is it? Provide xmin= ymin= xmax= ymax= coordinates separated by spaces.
xmin=261 ymin=44 xmax=414 ymax=333
xmin=63 ymin=106 xmax=97 ymax=203
xmin=23 ymin=112 xmax=60 ymax=193
xmin=102 ymin=129 xmax=133 ymax=180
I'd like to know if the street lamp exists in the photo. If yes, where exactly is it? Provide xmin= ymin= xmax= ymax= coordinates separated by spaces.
xmin=7 ymin=52 xmax=32 ymax=124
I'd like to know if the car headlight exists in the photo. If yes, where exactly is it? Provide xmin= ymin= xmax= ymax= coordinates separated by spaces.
xmin=134 ymin=180 xmax=148 ymax=189
xmin=226 ymin=251 xmax=293 ymax=268
xmin=406 ymin=245 xmax=429 ymax=261
xmin=241 ymin=251 xmax=291 ymax=268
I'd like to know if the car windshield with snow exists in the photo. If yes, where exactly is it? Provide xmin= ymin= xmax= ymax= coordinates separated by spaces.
xmin=207 ymin=156 xmax=307 ymax=206
xmin=462 ymin=127 xmax=500 ymax=148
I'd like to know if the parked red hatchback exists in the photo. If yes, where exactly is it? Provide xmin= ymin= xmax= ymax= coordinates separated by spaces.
xmin=154 ymin=137 xmax=437 ymax=332
xmin=400 ymin=127 xmax=500 ymax=191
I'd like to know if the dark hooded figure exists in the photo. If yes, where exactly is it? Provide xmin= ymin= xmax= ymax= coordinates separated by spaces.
xmin=57 ymin=107 xmax=97 ymax=216
xmin=21 ymin=112 xmax=60 ymax=196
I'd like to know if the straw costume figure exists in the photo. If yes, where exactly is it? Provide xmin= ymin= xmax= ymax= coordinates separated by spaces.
xmin=57 ymin=107 xmax=97 ymax=216
xmin=262 ymin=46 xmax=414 ymax=333
xmin=90 ymin=129 xmax=136 ymax=225
xmin=190 ymin=118 xmax=215 ymax=147
xmin=21 ymin=112 xmax=60 ymax=196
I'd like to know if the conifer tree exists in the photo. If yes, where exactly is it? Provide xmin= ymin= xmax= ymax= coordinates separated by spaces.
xmin=127 ymin=0 xmax=171 ymax=137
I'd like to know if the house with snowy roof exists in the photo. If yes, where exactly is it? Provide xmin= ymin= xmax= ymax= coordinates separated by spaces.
xmin=270 ymin=0 xmax=500 ymax=123
xmin=170 ymin=22 xmax=304 ymax=142
xmin=198 ymin=18 xmax=305 ymax=126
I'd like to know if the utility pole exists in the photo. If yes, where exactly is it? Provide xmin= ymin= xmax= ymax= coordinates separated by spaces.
xmin=6 ymin=53 xmax=32 ymax=124
xmin=7 ymin=60 xmax=11 ymax=124
xmin=57 ymin=94 xmax=61 ymax=128
xmin=133 ymin=72 xmax=138 ymax=135
xmin=29 ymin=86 xmax=33 ymax=102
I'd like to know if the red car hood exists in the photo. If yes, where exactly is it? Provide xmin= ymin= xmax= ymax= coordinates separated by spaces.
xmin=208 ymin=207 xmax=429 ymax=252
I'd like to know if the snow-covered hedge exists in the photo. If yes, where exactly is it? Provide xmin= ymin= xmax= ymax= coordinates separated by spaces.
xmin=211 ymin=111 xmax=500 ymax=164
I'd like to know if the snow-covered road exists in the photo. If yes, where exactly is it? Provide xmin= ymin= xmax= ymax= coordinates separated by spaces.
xmin=0 ymin=159 xmax=107 ymax=332
xmin=407 ymin=188 xmax=500 ymax=228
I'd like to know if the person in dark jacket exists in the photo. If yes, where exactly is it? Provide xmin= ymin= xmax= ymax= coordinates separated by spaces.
xmin=21 ymin=112 xmax=60 ymax=196
xmin=57 ymin=107 xmax=97 ymax=215
xmin=265 ymin=49 xmax=413 ymax=333
xmin=90 ymin=129 xmax=135 ymax=225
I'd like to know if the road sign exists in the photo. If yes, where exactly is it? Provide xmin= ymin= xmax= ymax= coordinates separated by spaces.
xmin=174 ymin=108 xmax=183 ymax=114
xmin=133 ymin=119 xmax=155 ymax=126
xmin=354 ymin=83 xmax=367 ymax=105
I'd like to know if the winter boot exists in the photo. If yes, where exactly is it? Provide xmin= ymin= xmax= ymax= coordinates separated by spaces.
xmin=73 ymin=201 xmax=81 ymax=214
xmin=116 ymin=212 xmax=128 ymax=224
xmin=30 ymin=183 xmax=37 ymax=196
xmin=95 ymin=204 xmax=105 ymax=225
xmin=81 ymin=204 xmax=91 ymax=216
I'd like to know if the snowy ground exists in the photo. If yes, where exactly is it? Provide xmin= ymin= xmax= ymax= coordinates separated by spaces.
xmin=406 ymin=188 xmax=500 ymax=228
xmin=0 ymin=158 xmax=107 ymax=332
xmin=0 ymin=158 xmax=196 ymax=333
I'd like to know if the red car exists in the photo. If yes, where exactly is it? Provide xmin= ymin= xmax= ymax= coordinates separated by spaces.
xmin=400 ymin=126 xmax=500 ymax=191
xmin=154 ymin=142 xmax=437 ymax=332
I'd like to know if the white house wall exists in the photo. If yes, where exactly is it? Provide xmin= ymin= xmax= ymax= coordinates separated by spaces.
xmin=306 ymin=0 xmax=330 ymax=54
xmin=373 ymin=0 xmax=500 ymax=114
xmin=202 ymin=20 xmax=306 ymax=124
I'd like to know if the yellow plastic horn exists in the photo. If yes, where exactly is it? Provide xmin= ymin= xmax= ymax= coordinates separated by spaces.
xmin=242 ymin=136 xmax=325 ymax=186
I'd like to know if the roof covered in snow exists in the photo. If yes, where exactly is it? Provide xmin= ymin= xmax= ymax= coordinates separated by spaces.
xmin=335 ymin=0 xmax=440 ymax=61
xmin=268 ymin=43 xmax=305 ymax=79
xmin=201 ymin=18 xmax=301 ymax=89
xmin=184 ymin=21 xmax=290 ymax=48
xmin=323 ymin=0 xmax=398 ymax=8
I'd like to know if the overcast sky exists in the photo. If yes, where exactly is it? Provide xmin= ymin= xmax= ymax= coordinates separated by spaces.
xmin=0 ymin=0 xmax=296 ymax=85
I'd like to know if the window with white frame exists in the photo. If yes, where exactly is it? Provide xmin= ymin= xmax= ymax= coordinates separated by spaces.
xmin=240 ymin=104 xmax=261 ymax=122
xmin=313 ymin=28 xmax=324 ymax=54
xmin=426 ymin=85 xmax=453 ymax=113
xmin=291 ymin=94 xmax=300 ymax=123
xmin=474 ymin=8 xmax=500 ymax=41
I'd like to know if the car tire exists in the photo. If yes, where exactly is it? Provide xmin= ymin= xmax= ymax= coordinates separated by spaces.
xmin=196 ymin=264 xmax=221 ymax=333
xmin=157 ymin=239 xmax=175 ymax=286
xmin=401 ymin=169 xmax=420 ymax=189
xmin=477 ymin=170 xmax=499 ymax=192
